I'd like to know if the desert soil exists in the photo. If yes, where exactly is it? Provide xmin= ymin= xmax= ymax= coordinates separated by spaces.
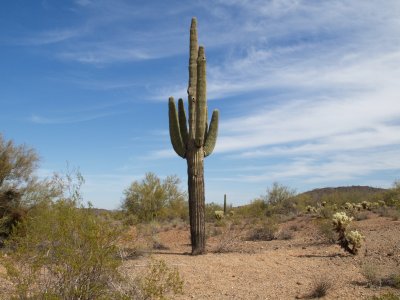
xmin=123 ymin=213 xmax=400 ymax=299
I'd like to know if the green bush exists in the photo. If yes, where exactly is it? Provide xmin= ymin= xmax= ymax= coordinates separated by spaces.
xmin=141 ymin=258 xmax=184 ymax=300
xmin=316 ymin=219 xmax=336 ymax=244
xmin=205 ymin=202 xmax=224 ymax=222
xmin=2 ymin=200 xmax=125 ymax=300
xmin=246 ymin=219 xmax=278 ymax=241
xmin=0 ymin=135 xmax=63 ymax=243
xmin=122 ymin=173 xmax=188 ymax=223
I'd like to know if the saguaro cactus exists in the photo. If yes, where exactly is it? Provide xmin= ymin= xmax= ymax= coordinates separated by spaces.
xmin=168 ymin=18 xmax=219 ymax=255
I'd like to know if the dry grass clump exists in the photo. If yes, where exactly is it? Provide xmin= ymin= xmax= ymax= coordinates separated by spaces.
xmin=307 ymin=277 xmax=333 ymax=298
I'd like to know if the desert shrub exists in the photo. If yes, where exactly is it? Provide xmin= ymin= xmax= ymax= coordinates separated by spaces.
xmin=375 ymin=207 xmax=400 ymax=220
xmin=332 ymin=212 xmax=364 ymax=254
xmin=318 ymin=206 xmax=335 ymax=219
xmin=355 ymin=211 xmax=370 ymax=221
xmin=263 ymin=182 xmax=298 ymax=216
xmin=0 ymin=135 xmax=63 ymax=243
xmin=122 ymin=173 xmax=188 ymax=223
xmin=276 ymin=228 xmax=294 ymax=240
xmin=382 ymin=180 xmax=400 ymax=208
xmin=235 ymin=199 xmax=266 ymax=219
xmin=141 ymin=258 xmax=183 ymax=300
xmin=308 ymin=277 xmax=332 ymax=298
xmin=2 ymin=200 xmax=125 ymax=299
xmin=205 ymin=202 xmax=224 ymax=222
xmin=371 ymin=292 xmax=400 ymax=300
xmin=361 ymin=263 xmax=382 ymax=287
xmin=316 ymin=220 xmax=336 ymax=244
xmin=246 ymin=219 xmax=278 ymax=241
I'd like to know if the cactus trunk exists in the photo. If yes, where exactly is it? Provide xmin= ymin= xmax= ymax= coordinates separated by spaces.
xmin=224 ymin=194 xmax=227 ymax=215
xmin=168 ymin=18 xmax=219 ymax=255
xmin=187 ymin=143 xmax=206 ymax=254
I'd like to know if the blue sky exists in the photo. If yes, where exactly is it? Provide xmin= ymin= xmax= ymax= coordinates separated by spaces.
xmin=1 ymin=0 xmax=400 ymax=209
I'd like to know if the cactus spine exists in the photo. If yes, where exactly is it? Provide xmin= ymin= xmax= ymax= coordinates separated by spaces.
xmin=168 ymin=18 xmax=219 ymax=255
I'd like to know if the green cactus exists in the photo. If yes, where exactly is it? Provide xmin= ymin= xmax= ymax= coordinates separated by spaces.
xmin=168 ymin=18 xmax=219 ymax=255
xmin=224 ymin=194 xmax=227 ymax=215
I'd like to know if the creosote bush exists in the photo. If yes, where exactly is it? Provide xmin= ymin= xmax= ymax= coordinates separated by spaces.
xmin=141 ymin=258 xmax=184 ymax=300
xmin=246 ymin=219 xmax=278 ymax=241
xmin=123 ymin=173 xmax=188 ymax=223
xmin=2 ymin=199 xmax=125 ymax=300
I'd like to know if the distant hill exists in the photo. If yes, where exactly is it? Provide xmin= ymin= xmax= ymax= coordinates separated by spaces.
xmin=297 ymin=185 xmax=387 ymax=203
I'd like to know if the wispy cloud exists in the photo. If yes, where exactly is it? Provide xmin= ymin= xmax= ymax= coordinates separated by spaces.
xmin=29 ymin=110 xmax=123 ymax=124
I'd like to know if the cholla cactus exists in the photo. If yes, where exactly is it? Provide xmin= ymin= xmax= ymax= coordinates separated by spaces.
xmin=361 ymin=201 xmax=370 ymax=210
xmin=344 ymin=202 xmax=353 ymax=210
xmin=370 ymin=202 xmax=380 ymax=209
xmin=332 ymin=212 xmax=353 ymax=231
xmin=214 ymin=210 xmax=224 ymax=220
xmin=345 ymin=230 xmax=364 ymax=254
xmin=306 ymin=205 xmax=317 ymax=213
xmin=332 ymin=212 xmax=363 ymax=255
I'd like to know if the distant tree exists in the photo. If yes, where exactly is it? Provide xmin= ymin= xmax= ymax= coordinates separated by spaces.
xmin=263 ymin=182 xmax=297 ymax=216
xmin=0 ymin=134 xmax=62 ymax=242
xmin=0 ymin=134 xmax=39 ymax=239
xmin=122 ymin=172 xmax=187 ymax=222
xmin=264 ymin=182 xmax=296 ymax=205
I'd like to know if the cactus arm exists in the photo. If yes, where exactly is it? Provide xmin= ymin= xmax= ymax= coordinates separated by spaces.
xmin=195 ymin=46 xmax=207 ymax=147
xmin=178 ymin=98 xmax=189 ymax=146
xmin=204 ymin=109 xmax=219 ymax=157
xmin=188 ymin=18 xmax=198 ymax=139
xmin=203 ymin=108 xmax=208 ymax=143
xmin=168 ymin=97 xmax=186 ymax=158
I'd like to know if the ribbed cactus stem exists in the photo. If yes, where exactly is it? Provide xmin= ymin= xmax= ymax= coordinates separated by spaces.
xmin=195 ymin=46 xmax=207 ymax=147
xmin=188 ymin=18 xmax=198 ymax=140
xmin=224 ymin=194 xmax=227 ymax=215
xmin=168 ymin=97 xmax=185 ymax=158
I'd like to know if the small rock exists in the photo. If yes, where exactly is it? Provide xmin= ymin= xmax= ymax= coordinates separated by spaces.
xmin=296 ymin=281 xmax=302 ymax=285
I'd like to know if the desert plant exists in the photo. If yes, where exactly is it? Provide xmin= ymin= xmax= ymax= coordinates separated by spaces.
xmin=224 ymin=194 xmax=227 ymax=215
xmin=122 ymin=173 xmax=188 ymax=222
xmin=205 ymin=202 xmax=224 ymax=222
xmin=317 ymin=219 xmax=336 ymax=244
xmin=361 ymin=263 xmax=382 ymax=287
xmin=246 ymin=219 xmax=278 ymax=241
xmin=370 ymin=292 xmax=400 ymax=300
xmin=141 ymin=258 xmax=184 ymax=300
xmin=263 ymin=182 xmax=298 ymax=216
xmin=2 ymin=200 xmax=125 ymax=299
xmin=332 ymin=212 xmax=364 ymax=254
xmin=276 ymin=228 xmax=294 ymax=240
xmin=214 ymin=210 xmax=224 ymax=220
xmin=307 ymin=277 xmax=332 ymax=298
xmin=0 ymin=134 xmax=61 ymax=242
xmin=168 ymin=18 xmax=219 ymax=255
